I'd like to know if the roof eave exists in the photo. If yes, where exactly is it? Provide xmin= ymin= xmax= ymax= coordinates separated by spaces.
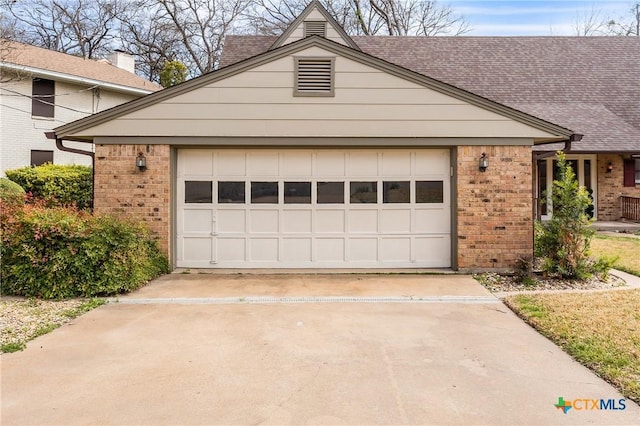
xmin=0 ymin=62 xmax=156 ymax=96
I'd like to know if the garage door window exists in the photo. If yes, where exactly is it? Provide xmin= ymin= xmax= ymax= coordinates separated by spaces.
xmin=185 ymin=181 xmax=212 ymax=203
xmin=251 ymin=182 xmax=278 ymax=203
xmin=284 ymin=182 xmax=311 ymax=204
xmin=350 ymin=182 xmax=377 ymax=204
xmin=218 ymin=181 xmax=245 ymax=203
xmin=416 ymin=181 xmax=444 ymax=203
xmin=317 ymin=182 xmax=344 ymax=204
xmin=383 ymin=181 xmax=410 ymax=203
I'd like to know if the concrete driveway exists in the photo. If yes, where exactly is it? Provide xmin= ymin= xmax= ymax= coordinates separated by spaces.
xmin=2 ymin=274 xmax=639 ymax=425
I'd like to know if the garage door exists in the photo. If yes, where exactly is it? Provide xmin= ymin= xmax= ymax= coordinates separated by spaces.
xmin=176 ymin=149 xmax=451 ymax=268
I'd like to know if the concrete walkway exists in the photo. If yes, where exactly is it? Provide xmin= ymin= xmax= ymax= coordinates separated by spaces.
xmin=2 ymin=274 xmax=639 ymax=425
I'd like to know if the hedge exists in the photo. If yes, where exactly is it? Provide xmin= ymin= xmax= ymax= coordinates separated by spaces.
xmin=5 ymin=164 xmax=92 ymax=209
xmin=0 ymin=200 xmax=168 ymax=299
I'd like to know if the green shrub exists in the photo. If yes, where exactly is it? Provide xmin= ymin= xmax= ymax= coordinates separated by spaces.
xmin=535 ymin=152 xmax=599 ymax=279
xmin=5 ymin=164 xmax=92 ymax=209
xmin=0 ymin=177 xmax=26 ymax=205
xmin=0 ymin=200 xmax=168 ymax=299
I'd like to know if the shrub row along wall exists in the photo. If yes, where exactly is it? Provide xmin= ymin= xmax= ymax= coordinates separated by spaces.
xmin=5 ymin=164 xmax=92 ymax=209
xmin=0 ymin=201 xmax=168 ymax=299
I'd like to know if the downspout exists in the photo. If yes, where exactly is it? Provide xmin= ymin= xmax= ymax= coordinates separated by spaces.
xmin=45 ymin=132 xmax=96 ymax=210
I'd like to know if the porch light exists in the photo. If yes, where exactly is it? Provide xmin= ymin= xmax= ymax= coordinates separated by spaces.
xmin=136 ymin=152 xmax=147 ymax=172
xmin=606 ymin=162 xmax=613 ymax=173
xmin=479 ymin=152 xmax=488 ymax=172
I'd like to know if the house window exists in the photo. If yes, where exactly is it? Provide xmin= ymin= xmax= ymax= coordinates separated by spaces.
xmin=317 ymin=182 xmax=344 ymax=204
xmin=185 ymin=181 xmax=212 ymax=203
xmin=416 ymin=181 xmax=444 ymax=203
xmin=294 ymin=57 xmax=334 ymax=97
xmin=32 ymin=78 xmax=55 ymax=118
xmin=304 ymin=21 xmax=327 ymax=37
xmin=30 ymin=150 xmax=53 ymax=166
xmin=383 ymin=181 xmax=410 ymax=203
xmin=623 ymin=159 xmax=639 ymax=187
xmin=251 ymin=182 xmax=278 ymax=203
xmin=284 ymin=182 xmax=311 ymax=204
xmin=218 ymin=182 xmax=245 ymax=204
xmin=350 ymin=182 xmax=377 ymax=204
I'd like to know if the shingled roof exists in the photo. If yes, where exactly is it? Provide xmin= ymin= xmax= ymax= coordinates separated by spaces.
xmin=1 ymin=39 xmax=161 ymax=93
xmin=221 ymin=35 xmax=640 ymax=153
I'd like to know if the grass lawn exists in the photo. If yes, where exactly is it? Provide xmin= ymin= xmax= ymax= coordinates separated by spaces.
xmin=590 ymin=234 xmax=640 ymax=276
xmin=505 ymin=289 xmax=640 ymax=403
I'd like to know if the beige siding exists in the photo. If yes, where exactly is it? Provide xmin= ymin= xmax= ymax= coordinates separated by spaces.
xmin=69 ymin=46 xmax=559 ymax=140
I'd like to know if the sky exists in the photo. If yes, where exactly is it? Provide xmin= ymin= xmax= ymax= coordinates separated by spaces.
xmin=449 ymin=0 xmax=635 ymax=35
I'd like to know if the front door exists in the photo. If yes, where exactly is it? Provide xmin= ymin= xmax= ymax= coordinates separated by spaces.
xmin=536 ymin=155 xmax=597 ymax=220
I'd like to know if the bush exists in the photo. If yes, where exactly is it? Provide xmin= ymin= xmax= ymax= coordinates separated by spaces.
xmin=0 ymin=177 xmax=26 ymax=205
xmin=0 ymin=200 xmax=168 ymax=299
xmin=5 ymin=164 xmax=92 ymax=209
xmin=535 ymin=152 xmax=603 ymax=280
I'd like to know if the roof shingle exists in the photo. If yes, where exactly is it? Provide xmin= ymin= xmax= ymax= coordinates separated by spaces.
xmin=1 ymin=39 xmax=161 ymax=92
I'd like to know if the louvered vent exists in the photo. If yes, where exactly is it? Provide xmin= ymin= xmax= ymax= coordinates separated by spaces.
xmin=295 ymin=58 xmax=334 ymax=96
xmin=304 ymin=21 xmax=326 ymax=37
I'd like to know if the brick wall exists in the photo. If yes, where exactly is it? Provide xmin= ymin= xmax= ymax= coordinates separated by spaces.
xmin=94 ymin=144 xmax=171 ymax=256
xmin=457 ymin=145 xmax=533 ymax=271
xmin=597 ymin=154 xmax=640 ymax=221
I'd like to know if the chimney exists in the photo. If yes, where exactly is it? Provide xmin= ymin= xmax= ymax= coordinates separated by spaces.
xmin=107 ymin=50 xmax=135 ymax=74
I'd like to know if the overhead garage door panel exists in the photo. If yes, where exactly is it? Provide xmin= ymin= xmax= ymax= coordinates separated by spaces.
xmin=177 ymin=149 xmax=451 ymax=268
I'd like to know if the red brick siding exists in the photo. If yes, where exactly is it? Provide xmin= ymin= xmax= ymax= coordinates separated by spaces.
xmin=597 ymin=154 xmax=640 ymax=221
xmin=94 ymin=144 xmax=171 ymax=256
xmin=457 ymin=145 xmax=533 ymax=271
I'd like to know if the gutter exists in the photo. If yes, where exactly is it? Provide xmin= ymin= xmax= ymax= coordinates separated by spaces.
xmin=45 ymin=132 xmax=96 ymax=209
xmin=1 ymin=62 xmax=156 ymax=96
xmin=532 ymin=133 xmax=583 ymax=160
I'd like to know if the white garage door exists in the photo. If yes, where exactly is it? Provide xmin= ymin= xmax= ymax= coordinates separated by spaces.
xmin=176 ymin=149 xmax=451 ymax=268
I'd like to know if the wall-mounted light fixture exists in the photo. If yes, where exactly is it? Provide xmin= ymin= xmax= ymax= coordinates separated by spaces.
xmin=606 ymin=162 xmax=613 ymax=173
xmin=136 ymin=152 xmax=147 ymax=172
xmin=479 ymin=152 xmax=488 ymax=172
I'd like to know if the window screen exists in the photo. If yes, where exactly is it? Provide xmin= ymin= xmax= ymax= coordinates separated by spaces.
xmin=32 ymin=78 xmax=55 ymax=118
xmin=30 ymin=150 xmax=53 ymax=166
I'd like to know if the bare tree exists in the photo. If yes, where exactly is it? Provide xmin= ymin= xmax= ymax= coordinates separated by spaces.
xmin=606 ymin=1 xmax=640 ymax=36
xmin=246 ymin=0 xmax=469 ymax=36
xmin=4 ymin=0 xmax=125 ymax=58
xmin=572 ymin=5 xmax=607 ymax=36
xmin=119 ymin=0 xmax=251 ymax=80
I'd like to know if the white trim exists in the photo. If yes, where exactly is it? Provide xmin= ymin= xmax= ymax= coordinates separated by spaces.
xmin=0 ymin=62 xmax=155 ymax=96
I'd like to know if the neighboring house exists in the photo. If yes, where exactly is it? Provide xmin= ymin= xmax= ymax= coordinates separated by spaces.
xmin=50 ymin=1 xmax=639 ymax=271
xmin=0 ymin=39 xmax=160 ymax=173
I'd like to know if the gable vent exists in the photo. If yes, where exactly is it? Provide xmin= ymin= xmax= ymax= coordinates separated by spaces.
xmin=304 ymin=21 xmax=327 ymax=37
xmin=295 ymin=58 xmax=334 ymax=96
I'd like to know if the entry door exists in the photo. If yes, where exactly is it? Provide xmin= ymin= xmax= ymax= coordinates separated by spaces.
xmin=176 ymin=149 xmax=452 ymax=268
xmin=537 ymin=155 xmax=597 ymax=220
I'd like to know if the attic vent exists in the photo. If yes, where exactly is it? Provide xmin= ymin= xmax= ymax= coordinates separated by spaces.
xmin=304 ymin=21 xmax=327 ymax=37
xmin=294 ymin=57 xmax=334 ymax=97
